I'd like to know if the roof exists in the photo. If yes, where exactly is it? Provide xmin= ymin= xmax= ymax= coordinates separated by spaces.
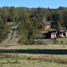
xmin=43 ymin=21 xmax=51 ymax=25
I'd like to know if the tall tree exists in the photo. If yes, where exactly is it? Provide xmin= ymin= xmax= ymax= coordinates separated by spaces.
xmin=63 ymin=11 xmax=67 ymax=29
xmin=18 ymin=9 xmax=35 ymax=44
xmin=51 ymin=12 xmax=61 ymax=32
xmin=0 ymin=17 xmax=9 ymax=42
xmin=9 ymin=7 xmax=19 ymax=22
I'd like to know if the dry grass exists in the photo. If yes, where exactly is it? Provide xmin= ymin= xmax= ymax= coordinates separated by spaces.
xmin=0 ymin=44 xmax=67 ymax=67
xmin=0 ymin=44 xmax=67 ymax=49
xmin=0 ymin=53 xmax=67 ymax=67
xmin=0 ymin=54 xmax=67 ymax=65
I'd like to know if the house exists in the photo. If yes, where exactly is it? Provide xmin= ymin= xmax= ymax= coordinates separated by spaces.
xmin=56 ymin=32 xmax=65 ymax=38
xmin=56 ymin=29 xmax=67 ymax=38
xmin=51 ymin=32 xmax=57 ymax=38
xmin=42 ymin=18 xmax=56 ymax=30
xmin=42 ymin=30 xmax=67 ymax=39
xmin=43 ymin=31 xmax=57 ymax=39
xmin=64 ymin=31 xmax=67 ymax=37
xmin=42 ymin=22 xmax=51 ymax=30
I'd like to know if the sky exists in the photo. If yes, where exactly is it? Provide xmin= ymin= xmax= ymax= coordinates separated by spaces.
xmin=0 ymin=0 xmax=67 ymax=8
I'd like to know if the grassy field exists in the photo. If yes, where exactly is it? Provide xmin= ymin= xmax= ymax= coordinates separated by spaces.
xmin=0 ymin=38 xmax=67 ymax=67
xmin=0 ymin=53 xmax=67 ymax=67
xmin=0 ymin=44 xmax=67 ymax=49
xmin=0 ymin=59 xmax=67 ymax=67
xmin=0 ymin=59 xmax=66 ymax=67
xmin=0 ymin=44 xmax=67 ymax=67
xmin=1 ymin=37 xmax=67 ymax=49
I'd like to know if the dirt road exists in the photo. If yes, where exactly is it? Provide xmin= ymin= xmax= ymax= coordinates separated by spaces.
xmin=1 ymin=30 xmax=19 ymax=46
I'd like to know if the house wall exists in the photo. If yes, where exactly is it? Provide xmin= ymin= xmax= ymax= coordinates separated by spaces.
xmin=65 ymin=32 xmax=67 ymax=37
xmin=51 ymin=33 xmax=56 ymax=38
xmin=42 ymin=24 xmax=51 ymax=30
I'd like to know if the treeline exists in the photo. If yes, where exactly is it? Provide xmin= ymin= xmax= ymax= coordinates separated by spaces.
xmin=0 ymin=6 xmax=67 ymax=44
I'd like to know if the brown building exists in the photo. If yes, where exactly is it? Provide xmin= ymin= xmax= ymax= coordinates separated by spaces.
xmin=42 ymin=20 xmax=56 ymax=30
xmin=42 ymin=22 xmax=51 ymax=30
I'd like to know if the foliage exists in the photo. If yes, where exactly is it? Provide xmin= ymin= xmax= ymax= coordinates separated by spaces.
xmin=18 ymin=9 xmax=35 ymax=44
xmin=0 ymin=17 xmax=9 ymax=42
xmin=0 ymin=7 xmax=67 ymax=44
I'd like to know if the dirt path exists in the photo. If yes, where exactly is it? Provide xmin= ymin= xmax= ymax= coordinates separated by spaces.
xmin=1 ymin=30 xmax=19 ymax=46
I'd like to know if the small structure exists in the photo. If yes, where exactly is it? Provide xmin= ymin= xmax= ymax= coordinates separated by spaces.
xmin=56 ymin=30 xmax=65 ymax=38
xmin=51 ymin=32 xmax=57 ymax=38
xmin=59 ymin=32 xmax=65 ymax=37
xmin=43 ymin=31 xmax=57 ymax=39
xmin=64 ymin=31 xmax=67 ymax=37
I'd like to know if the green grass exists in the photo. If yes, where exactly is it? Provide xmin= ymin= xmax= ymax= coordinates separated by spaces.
xmin=56 ymin=38 xmax=67 ymax=44
xmin=41 ymin=37 xmax=67 ymax=45
xmin=0 ymin=53 xmax=67 ymax=67
xmin=0 ymin=37 xmax=67 ymax=67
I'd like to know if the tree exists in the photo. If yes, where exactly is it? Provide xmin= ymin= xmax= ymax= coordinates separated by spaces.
xmin=32 ymin=7 xmax=44 ymax=28
xmin=63 ymin=11 xmax=67 ymax=29
xmin=0 ymin=7 xmax=10 ymax=22
xmin=31 ymin=7 xmax=45 ymax=37
xmin=0 ymin=17 xmax=9 ymax=42
xmin=9 ymin=7 xmax=19 ymax=22
xmin=51 ymin=12 xmax=61 ymax=32
xmin=18 ymin=9 xmax=35 ymax=44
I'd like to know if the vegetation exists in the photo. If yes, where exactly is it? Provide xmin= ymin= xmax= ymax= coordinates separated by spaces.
xmin=18 ymin=9 xmax=36 ymax=44
xmin=0 ymin=17 xmax=9 ymax=42
xmin=0 ymin=54 xmax=67 ymax=67
xmin=0 ymin=6 xmax=67 ymax=67
xmin=0 ymin=7 xmax=67 ymax=44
